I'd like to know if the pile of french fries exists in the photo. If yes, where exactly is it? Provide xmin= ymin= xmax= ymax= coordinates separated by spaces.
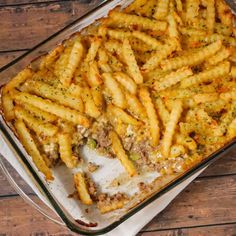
xmin=1 ymin=0 xmax=236 ymax=213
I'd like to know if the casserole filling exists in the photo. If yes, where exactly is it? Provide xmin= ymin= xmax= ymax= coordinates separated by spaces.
xmin=1 ymin=0 xmax=236 ymax=214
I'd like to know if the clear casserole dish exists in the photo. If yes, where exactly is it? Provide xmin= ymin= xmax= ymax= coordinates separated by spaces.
xmin=0 ymin=0 xmax=236 ymax=234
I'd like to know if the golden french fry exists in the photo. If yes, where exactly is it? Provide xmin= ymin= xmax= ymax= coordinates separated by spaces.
xmin=162 ymin=100 xmax=183 ymax=157
xmin=74 ymin=172 xmax=93 ymax=205
xmin=180 ymin=61 xmax=230 ymax=88
xmin=87 ymin=61 xmax=103 ymax=87
xmin=15 ymin=99 xmax=57 ymax=123
xmin=142 ymin=39 xmax=179 ymax=71
xmin=4 ymin=68 xmax=32 ymax=92
xmin=28 ymin=80 xmax=84 ymax=112
xmin=81 ymin=87 xmax=101 ymax=118
xmin=60 ymin=40 xmax=84 ymax=87
xmin=154 ymin=67 xmax=193 ymax=91
xmin=40 ymin=45 xmax=64 ymax=70
xmin=227 ymin=118 xmax=236 ymax=139
xmin=139 ymin=87 xmax=160 ymax=146
xmin=58 ymin=133 xmax=78 ymax=168
xmin=204 ymin=47 xmax=231 ymax=67
xmin=1 ymin=88 xmax=15 ymax=121
xmin=206 ymin=0 xmax=215 ymax=33
xmin=185 ymin=0 xmax=200 ymax=24
xmin=108 ymin=104 xmax=140 ymax=126
xmin=109 ymin=130 xmax=137 ymax=177
xmin=132 ymin=31 xmax=162 ymax=50
xmin=153 ymin=0 xmax=169 ymax=20
xmin=154 ymin=98 xmax=170 ymax=127
xmin=14 ymin=119 xmax=53 ymax=180
xmin=161 ymin=40 xmax=222 ymax=71
xmin=125 ymin=92 xmax=147 ymax=122
xmin=13 ymin=91 xmax=90 ymax=127
xmin=114 ymin=72 xmax=137 ymax=94
xmin=122 ymin=39 xmax=143 ymax=84
xmin=103 ymin=73 xmax=126 ymax=108
xmin=170 ymin=144 xmax=186 ymax=158
xmin=15 ymin=107 xmax=58 ymax=137
xmin=167 ymin=13 xmax=179 ymax=39
xmin=107 ymin=11 xmax=167 ymax=32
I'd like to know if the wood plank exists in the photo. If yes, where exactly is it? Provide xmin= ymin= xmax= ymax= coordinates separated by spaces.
xmin=201 ymin=148 xmax=236 ymax=177
xmin=0 ymin=51 xmax=25 ymax=68
xmin=0 ymin=1 xmax=104 ymax=51
xmin=0 ymin=0 xmax=94 ymax=7
xmin=141 ymin=175 xmax=236 ymax=231
xmin=0 ymin=196 xmax=76 ymax=235
xmin=1 ymin=175 xmax=236 ymax=233
xmin=139 ymin=223 xmax=236 ymax=236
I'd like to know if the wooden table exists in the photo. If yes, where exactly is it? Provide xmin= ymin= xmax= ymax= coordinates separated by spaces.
xmin=0 ymin=1 xmax=236 ymax=235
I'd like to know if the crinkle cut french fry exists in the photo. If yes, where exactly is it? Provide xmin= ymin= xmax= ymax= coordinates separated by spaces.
xmin=220 ymin=91 xmax=236 ymax=101
xmin=4 ymin=68 xmax=32 ymax=93
xmin=122 ymin=39 xmax=143 ymax=84
xmin=154 ymin=67 xmax=193 ymax=91
xmin=179 ymin=27 xmax=207 ymax=36
xmin=114 ymin=72 xmax=137 ymax=95
xmin=98 ymin=48 xmax=112 ymax=73
xmin=125 ymin=0 xmax=148 ymax=13
xmin=13 ymin=91 xmax=90 ymax=127
xmin=58 ymin=133 xmax=78 ymax=168
xmin=125 ymin=92 xmax=146 ymax=122
xmin=84 ymin=37 xmax=102 ymax=64
xmin=139 ymin=87 xmax=160 ymax=146
xmin=161 ymin=40 xmax=222 ymax=71
xmin=15 ymin=102 xmax=57 ymax=123
xmin=175 ymin=0 xmax=183 ymax=12
xmin=132 ymin=31 xmax=162 ymax=50
xmin=109 ymin=130 xmax=137 ymax=177
xmin=187 ymin=34 xmax=236 ymax=47
xmin=107 ymin=29 xmax=132 ymax=40
xmin=87 ymin=61 xmax=103 ymax=87
xmin=216 ymin=0 xmax=233 ymax=26
xmin=180 ymin=61 xmax=230 ymax=88
xmin=186 ymin=0 xmax=200 ymax=24
xmin=14 ymin=119 xmax=53 ymax=180
xmin=167 ymin=12 xmax=179 ymax=39
xmin=74 ymin=172 xmax=93 ymax=205
xmin=108 ymin=104 xmax=140 ymax=126
xmin=153 ymin=0 xmax=169 ymax=20
xmin=138 ymin=0 xmax=156 ymax=17
xmin=40 ymin=45 xmax=64 ymax=70
xmin=60 ymin=40 xmax=84 ymax=87
xmin=162 ymin=100 xmax=183 ymax=158
xmin=1 ymin=88 xmax=15 ymax=121
xmin=154 ymin=98 xmax=170 ymax=127
xmin=91 ymin=86 xmax=104 ymax=109
xmin=67 ymin=83 xmax=82 ymax=97
xmin=15 ymin=107 xmax=58 ymax=137
xmin=81 ymin=87 xmax=101 ymax=118
xmin=28 ymin=80 xmax=84 ymax=112
xmin=205 ymin=47 xmax=231 ymax=67
xmin=142 ymin=38 xmax=179 ymax=72
xmin=103 ymin=73 xmax=126 ymax=109
xmin=107 ymin=11 xmax=167 ymax=32
xmin=193 ymin=93 xmax=219 ymax=104
xmin=206 ymin=0 xmax=215 ymax=33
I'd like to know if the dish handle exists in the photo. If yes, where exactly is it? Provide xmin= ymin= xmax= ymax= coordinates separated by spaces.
xmin=0 ymin=155 xmax=66 ymax=227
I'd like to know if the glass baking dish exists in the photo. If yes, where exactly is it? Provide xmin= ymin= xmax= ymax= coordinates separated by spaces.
xmin=0 ymin=0 xmax=236 ymax=234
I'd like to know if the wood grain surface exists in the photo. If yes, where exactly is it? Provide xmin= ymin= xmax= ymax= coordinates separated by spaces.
xmin=0 ymin=1 xmax=236 ymax=235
